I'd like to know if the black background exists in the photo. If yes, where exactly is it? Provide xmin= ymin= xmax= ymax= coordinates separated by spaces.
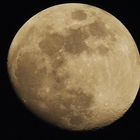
xmin=1 ymin=0 xmax=140 ymax=139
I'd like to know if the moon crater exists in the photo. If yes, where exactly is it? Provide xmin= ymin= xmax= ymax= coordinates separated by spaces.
xmin=71 ymin=10 xmax=87 ymax=21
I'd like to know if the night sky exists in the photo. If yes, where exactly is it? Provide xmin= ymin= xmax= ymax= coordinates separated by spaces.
xmin=1 ymin=0 xmax=140 ymax=139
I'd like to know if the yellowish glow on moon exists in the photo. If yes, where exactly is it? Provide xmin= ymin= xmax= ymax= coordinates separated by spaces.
xmin=8 ymin=3 xmax=140 ymax=131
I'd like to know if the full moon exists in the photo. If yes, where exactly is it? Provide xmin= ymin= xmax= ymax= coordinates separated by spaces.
xmin=8 ymin=3 xmax=140 ymax=131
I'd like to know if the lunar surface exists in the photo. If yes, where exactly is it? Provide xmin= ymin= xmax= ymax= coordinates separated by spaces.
xmin=8 ymin=3 xmax=140 ymax=130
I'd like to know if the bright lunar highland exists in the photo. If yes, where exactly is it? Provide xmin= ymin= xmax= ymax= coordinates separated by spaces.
xmin=8 ymin=3 xmax=140 ymax=130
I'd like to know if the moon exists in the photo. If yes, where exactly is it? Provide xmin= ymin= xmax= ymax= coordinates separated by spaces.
xmin=8 ymin=3 xmax=140 ymax=131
